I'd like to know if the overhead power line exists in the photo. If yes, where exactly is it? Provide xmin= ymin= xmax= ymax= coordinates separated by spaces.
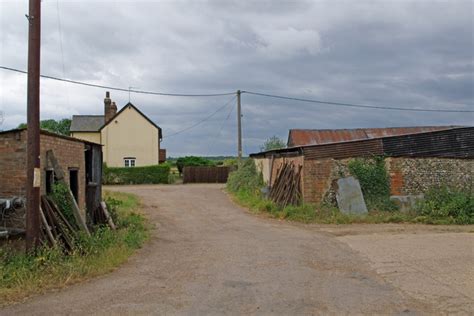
xmin=0 ymin=66 xmax=236 ymax=97
xmin=165 ymin=95 xmax=237 ymax=139
xmin=207 ymin=99 xmax=236 ymax=154
xmin=1 ymin=65 xmax=473 ymax=113
xmin=241 ymin=91 xmax=474 ymax=113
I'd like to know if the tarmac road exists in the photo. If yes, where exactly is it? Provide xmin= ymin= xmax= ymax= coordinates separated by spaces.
xmin=3 ymin=184 xmax=471 ymax=315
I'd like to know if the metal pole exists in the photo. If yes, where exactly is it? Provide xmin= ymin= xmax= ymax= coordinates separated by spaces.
xmin=237 ymin=90 xmax=242 ymax=164
xmin=26 ymin=0 xmax=41 ymax=252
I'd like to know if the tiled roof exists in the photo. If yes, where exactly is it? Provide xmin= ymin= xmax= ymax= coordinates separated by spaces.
xmin=70 ymin=115 xmax=105 ymax=132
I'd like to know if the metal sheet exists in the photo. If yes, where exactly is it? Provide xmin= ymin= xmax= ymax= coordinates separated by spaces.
xmin=288 ymin=126 xmax=458 ymax=147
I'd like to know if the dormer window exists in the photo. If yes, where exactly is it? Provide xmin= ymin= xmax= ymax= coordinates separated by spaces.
xmin=124 ymin=157 xmax=136 ymax=167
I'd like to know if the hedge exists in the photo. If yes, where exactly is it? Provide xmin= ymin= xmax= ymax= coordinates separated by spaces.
xmin=103 ymin=164 xmax=170 ymax=184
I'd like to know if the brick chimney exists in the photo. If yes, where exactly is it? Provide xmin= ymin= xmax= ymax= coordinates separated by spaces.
xmin=104 ymin=91 xmax=117 ymax=123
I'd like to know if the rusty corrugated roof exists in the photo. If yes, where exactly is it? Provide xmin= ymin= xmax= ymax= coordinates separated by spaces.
xmin=287 ymin=126 xmax=460 ymax=147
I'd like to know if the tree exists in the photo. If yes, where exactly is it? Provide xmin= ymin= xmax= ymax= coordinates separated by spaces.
xmin=17 ymin=118 xmax=71 ymax=136
xmin=175 ymin=156 xmax=216 ymax=175
xmin=260 ymin=136 xmax=286 ymax=152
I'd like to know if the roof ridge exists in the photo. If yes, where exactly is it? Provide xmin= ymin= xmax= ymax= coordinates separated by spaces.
xmin=72 ymin=115 xmax=104 ymax=117
xmin=290 ymin=125 xmax=462 ymax=132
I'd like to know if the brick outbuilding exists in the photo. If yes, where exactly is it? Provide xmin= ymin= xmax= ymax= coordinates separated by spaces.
xmin=251 ymin=127 xmax=474 ymax=204
xmin=0 ymin=128 xmax=102 ymax=223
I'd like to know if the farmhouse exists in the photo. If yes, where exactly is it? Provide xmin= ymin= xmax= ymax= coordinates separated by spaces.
xmin=0 ymin=128 xmax=102 ymax=223
xmin=70 ymin=92 xmax=164 ymax=167
xmin=251 ymin=127 xmax=474 ymax=204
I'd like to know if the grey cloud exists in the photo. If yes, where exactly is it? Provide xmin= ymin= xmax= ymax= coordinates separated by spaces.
xmin=0 ymin=0 xmax=473 ymax=156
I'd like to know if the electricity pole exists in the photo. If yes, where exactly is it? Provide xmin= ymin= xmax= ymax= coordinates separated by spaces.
xmin=25 ymin=0 xmax=41 ymax=252
xmin=237 ymin=90 xmax=242 ymax=164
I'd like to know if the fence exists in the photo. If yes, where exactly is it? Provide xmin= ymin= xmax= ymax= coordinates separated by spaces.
xmin=183 ymin=166 xmax=232 ymax=184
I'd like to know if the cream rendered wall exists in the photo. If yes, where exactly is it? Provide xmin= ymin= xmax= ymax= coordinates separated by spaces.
xmin=70 ymin=132 xmax=101 ymax=144
xmin=101 ymin=105 xmax=159 ymax=167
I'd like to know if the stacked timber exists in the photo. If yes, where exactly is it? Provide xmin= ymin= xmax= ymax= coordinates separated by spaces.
xmin=269 ymin=162 xmax=302 ymax=207
xmin=40 ymin=196 xmax=78 ymax=251
xmin=40 ymin=196 xmax=116 ymax=251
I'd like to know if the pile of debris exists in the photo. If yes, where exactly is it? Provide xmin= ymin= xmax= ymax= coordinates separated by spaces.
xmin=269 ymin=162 xmax=302 ymax=207
xmin=0 ymin=197 xmax=26 ymax=238
xmin=40 ymin=196 xmax=115 ymax=251
xmin=39 ymin=150 xmax=115 ymax=250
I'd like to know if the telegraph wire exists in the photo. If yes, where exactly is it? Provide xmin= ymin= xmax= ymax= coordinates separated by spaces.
xmin=241 ymin=90 xmax=474 ymax=113
xmin=165 ymin=95 xmax=237 ymax=139
xmin=207 ymin=99 xmax=236 ymax=154
xmin=1 ymin=65 xmax=473 ymax=112
xmin=0 ymin=66 xmax=237 ymax=97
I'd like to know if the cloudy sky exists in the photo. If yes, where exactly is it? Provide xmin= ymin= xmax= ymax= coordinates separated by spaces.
xmin=0 ymin=0 xmax=473 ymax=156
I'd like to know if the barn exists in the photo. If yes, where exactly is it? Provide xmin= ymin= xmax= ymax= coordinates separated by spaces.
xmin=251 ymin=127 xmax=474 ymax=204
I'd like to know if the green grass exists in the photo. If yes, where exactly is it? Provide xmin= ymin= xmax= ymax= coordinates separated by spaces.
xmin=0 ymin=191 xmax=149 ymax=306
xmin=230 ymin=189 xmax=469 ymax=225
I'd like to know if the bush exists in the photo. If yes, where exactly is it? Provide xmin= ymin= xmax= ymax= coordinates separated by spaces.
xmin=103 ymin=164 xmax=170 ymax=185
xmin=348 ymin=156 xmax=398 ymax=211
xmin=416 ymin=186 xmax=474 ymax=224
xmin=226 ymin=159 xmax=264 ymax=194
xmin=176 ymin=156 xmax=215 ymax=174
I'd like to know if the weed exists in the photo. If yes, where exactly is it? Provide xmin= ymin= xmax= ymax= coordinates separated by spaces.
xmin=415 ymin=186 xmax=474 ymax=224
xmin=49 ymin=183 xmax=76 ymax=226
xmin=348 ymin=157 xmax=398 ymax=211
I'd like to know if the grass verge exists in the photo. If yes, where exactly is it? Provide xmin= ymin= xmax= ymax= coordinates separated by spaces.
xmin=0 ymin=191 xmax=149 ymax=306
xmin=227 ymin=159 xmax=473 ymax=225
xmin=231 ymin=189 xmax=419 ymax=224
xmin=231 ymin=188 xmax=473 ymax=225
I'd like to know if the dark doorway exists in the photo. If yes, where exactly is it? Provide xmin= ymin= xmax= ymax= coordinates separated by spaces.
xmin=69 ymin=169 xmax=79 ymax=202
xmin=45 ymin=170 xmax=54 ymax=194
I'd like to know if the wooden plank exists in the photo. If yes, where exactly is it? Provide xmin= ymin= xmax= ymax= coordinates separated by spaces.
xmin=40 ymin=206 xmax=57 ymax=247
xmin=100 ymin=201 xmax=116 ymax=230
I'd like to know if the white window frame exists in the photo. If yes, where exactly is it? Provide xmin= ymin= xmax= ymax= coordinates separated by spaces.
xmin=124 ymin=158 xmax=136 ymax=167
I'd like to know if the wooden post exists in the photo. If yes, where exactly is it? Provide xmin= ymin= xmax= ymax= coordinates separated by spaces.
xmin=25 ymin=0 xmax=42 ymax=252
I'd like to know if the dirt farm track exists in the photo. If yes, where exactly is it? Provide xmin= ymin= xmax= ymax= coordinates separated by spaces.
xmin=2 ymin=184 xmax=473 ymax=315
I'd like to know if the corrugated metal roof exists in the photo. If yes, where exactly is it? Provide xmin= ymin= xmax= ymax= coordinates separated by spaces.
xmin=250 ymin=127 xmax=474 ymax=159
xmin=287 ymin=126 xmax=460 ymax=147
xmin=70 ymin=115 xmax=104 ymax=132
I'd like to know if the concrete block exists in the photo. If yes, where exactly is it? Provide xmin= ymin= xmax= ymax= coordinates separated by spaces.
xmin=336 ymin=176 xmax=368 ymax=215
xmin=390 ymin=195 xmax=424 ymax=213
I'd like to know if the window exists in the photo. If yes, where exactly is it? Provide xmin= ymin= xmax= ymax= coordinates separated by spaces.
xmin=124 ymin=158 xmax=136 ymax=167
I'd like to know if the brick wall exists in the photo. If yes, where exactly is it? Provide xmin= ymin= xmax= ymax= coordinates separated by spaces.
xmin=302 ymin=158 xmax=335 ymax=204
xmin=0 ymin=130 xmax=86 ymax=211
xmin=0 ymin=130 xmax=27 ymax=197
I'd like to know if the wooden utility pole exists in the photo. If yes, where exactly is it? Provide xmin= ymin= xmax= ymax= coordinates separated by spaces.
xmin=237 ymin=90 xmax=242 ymax=164
xmin=25 ymin=0 xmax=41 ymax=252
